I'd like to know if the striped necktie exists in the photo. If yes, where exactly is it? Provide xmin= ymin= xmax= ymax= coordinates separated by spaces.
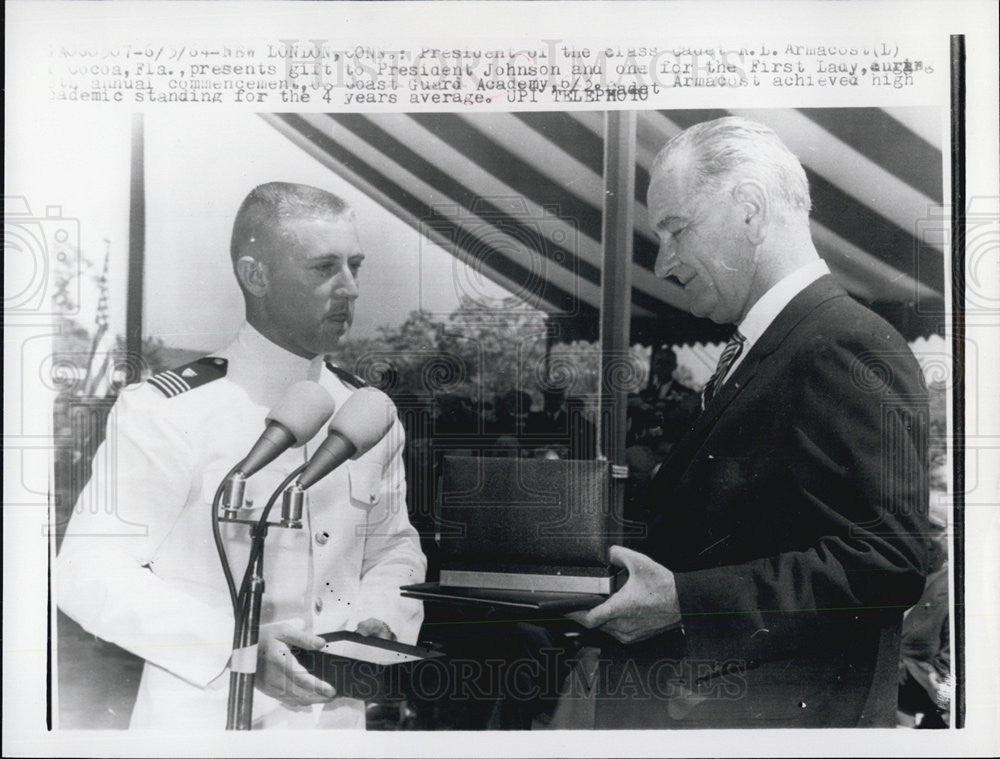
xmin=702 ymin=330 xmax=746 ymax=409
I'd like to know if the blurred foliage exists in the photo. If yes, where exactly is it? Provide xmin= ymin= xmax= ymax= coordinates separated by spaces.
xmin=338 ymin=297 xmax=648 ymax=408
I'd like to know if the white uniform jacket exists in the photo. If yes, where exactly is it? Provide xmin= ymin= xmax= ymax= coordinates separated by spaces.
xmin=57 ymin=323 xmax=426 ymax=729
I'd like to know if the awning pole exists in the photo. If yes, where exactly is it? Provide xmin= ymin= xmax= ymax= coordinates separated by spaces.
xmin=125 ymin=113 xmax=146 ymax=364
xmin=598 ymin=110 xmax=636 ymax=470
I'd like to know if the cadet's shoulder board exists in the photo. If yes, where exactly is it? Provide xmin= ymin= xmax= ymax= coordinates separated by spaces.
xmin=148 ymin=357 xmax=228 ymax=399
xmin=325 ymin=361 xmax=368 ymax=390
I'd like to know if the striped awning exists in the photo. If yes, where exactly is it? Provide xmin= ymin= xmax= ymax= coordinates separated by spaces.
xmin=265 ymin=108 xmax=945 ymax=344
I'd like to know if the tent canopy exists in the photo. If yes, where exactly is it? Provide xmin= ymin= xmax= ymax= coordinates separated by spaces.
xmin=265 ymin=108 xmax=945 ymax=345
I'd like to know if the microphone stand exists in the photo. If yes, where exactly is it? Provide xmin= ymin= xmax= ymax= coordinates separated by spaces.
xmin=228 ymin=519 xmax=271 ymax=730
xmin=214 ymin=465 xmax=307 ymax=730
xmin=212 ymin=396 xmax=388 ymax=728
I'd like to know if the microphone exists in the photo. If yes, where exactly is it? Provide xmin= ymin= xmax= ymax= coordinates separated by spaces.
xmin=221 ymin=381 xmax=335 ymax=516
xmin=239 ymin=381 xmax=337 ymax=477
xmin=295 ymin=387 xmax=397 ymax=491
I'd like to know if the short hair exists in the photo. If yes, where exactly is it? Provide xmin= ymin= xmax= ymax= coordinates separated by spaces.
xmin=652 ymin=116 xmax=811 ymax=219
xmin=230 ymin=182 xmax=352 ymax=264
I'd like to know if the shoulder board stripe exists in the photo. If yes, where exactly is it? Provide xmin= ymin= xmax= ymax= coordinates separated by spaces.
xmin=148 ymin=356 xmax=228 ymax=398
xmin=325 ymin=361 xmax=368 ymax=390
xmin=159 ymin=372 xmax=184 ymax=395
xmin=159 ymin=371 xmax=190 ymax=395
xmin=148 ymin=375 xmax=181 ymax=398
xmin=165 ymin=370 xmax=193 ymax=392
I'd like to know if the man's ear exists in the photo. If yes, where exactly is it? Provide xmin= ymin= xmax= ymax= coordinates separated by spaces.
xmin=236 ymin=255 xmax=269 ymax=298
xmin=732 ymin=180 xmax=768 ymax=245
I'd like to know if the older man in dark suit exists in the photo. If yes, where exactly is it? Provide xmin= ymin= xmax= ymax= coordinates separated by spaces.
xmin=571 ymin=117 xmax=931 ymax=728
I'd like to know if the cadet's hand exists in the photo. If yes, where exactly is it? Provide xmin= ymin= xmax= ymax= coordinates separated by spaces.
xmin=355 ymin=618 xmax=397 ymax=641
xmin=567 ymin=545 xmax=682 ymax=644
xmin=254 ymin=621 xmax=336 ymax=706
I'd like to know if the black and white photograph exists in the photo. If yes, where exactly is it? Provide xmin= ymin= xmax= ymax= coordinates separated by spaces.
xmin=4 ymin=2 xmax=999 ymax=757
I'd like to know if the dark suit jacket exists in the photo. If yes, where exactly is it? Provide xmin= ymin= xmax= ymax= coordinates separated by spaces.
xmin=594 ymin=276 xmax=931 ymax=728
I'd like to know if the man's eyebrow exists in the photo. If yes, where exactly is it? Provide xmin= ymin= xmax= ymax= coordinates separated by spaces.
xmin=307 ymin=251 xmax=366 ymax=262
xmin=653 ymin=214 xmax=684 ymax=231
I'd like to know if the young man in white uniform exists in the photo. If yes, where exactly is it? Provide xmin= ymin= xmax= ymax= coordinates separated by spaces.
xmin=57 ymin=182 xmax=426 ymax=729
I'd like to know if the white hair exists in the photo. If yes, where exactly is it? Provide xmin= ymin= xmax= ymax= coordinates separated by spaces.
xmin=653 ymin=116 xmax=811 ymax=220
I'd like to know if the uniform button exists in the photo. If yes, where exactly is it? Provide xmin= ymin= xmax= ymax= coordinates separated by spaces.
xmin=314 ymin=597 xmax=324 ymax=614
xmin=315 ymin=530 xmax=330 ymax=545
xmin=369 ymin=493 xmax=377 ymax=504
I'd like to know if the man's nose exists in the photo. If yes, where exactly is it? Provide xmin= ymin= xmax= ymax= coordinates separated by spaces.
xmin=654 ymin=238 xmax=677 ymax=279
xmin=333 ymin=268 xmax=359 ymax=300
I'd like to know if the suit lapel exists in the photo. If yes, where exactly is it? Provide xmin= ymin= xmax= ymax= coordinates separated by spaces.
xmin=652 ymin=275 xmax=849 ymax=486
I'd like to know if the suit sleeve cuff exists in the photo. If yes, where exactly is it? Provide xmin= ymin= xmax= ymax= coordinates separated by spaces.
xmin=674 ymin=564 xmax=767 ymax=665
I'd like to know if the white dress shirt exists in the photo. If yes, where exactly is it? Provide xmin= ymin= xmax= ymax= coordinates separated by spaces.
xmin=721 ymin=259 xmax=831 ymax=385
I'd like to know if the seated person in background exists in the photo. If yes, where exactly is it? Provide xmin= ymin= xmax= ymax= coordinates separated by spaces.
xmin=488 ymin=388 xmax=533 ymax=457
xmin=640 ymin=345 xmax=689 ymax=406
xmin=642 ymin=347 xmax=699 ymax=455
xmin=433 ymin=393 xmax=479 ymax=437
xmin=526 ymin=387 xmax=571 ymax=459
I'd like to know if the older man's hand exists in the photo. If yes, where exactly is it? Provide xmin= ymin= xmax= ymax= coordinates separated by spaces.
xmin=568 ymin=545 xmax=683 ymax=644
xmin=354 ymin=618 xmax=397 ymax=641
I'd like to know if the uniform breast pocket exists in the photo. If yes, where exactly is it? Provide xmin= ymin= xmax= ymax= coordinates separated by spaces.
xmin=347 ymin=460 xmax=383 ymax=512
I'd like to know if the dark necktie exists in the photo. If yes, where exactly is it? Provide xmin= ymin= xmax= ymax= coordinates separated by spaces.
xmin=702 ymin=330 xmax=746 ymax=409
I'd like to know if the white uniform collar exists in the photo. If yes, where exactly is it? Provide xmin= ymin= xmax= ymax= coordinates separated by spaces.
xmin=225 ymin=322 xmax=329 ymax=402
